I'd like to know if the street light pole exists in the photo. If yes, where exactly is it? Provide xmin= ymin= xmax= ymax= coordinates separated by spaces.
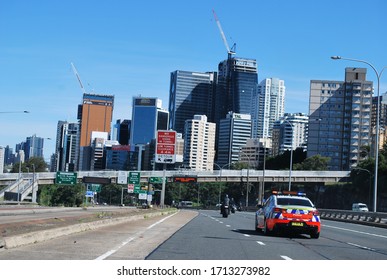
xmin=239 ymin=150 xmax=251 ymax=208
xmin=283 ymin=119 xmax=294 ymax=191
xmin=331 ymin=56 xmax=386 ymax=212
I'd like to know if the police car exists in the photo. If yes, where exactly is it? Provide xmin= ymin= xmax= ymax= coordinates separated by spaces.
xmin=255 ymin=191 xmax=320 ymax=239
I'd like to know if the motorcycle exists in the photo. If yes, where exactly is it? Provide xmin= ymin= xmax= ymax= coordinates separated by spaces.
xmin=221 ymin=204 xmax=229 ymax=218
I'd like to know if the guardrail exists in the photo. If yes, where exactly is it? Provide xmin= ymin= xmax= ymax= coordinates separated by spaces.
xmin=319 ymin=209 xmax=387 ymax=228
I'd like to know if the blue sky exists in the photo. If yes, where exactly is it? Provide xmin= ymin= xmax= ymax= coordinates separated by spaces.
xmin=0 ymin=0 xmax=386 ymax=160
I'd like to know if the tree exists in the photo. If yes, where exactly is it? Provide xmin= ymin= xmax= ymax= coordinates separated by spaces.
xmin=293 ymin=155 xmax=330 ymax=171
xmin=11 ymin=157 xmax=47 ymax=173
xmin=265 ymin=148 xmax=306 ymax=170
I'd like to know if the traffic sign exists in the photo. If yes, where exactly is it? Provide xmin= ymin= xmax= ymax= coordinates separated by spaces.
xmin=87 ymin=184 xmax=101 ymax=192
xmin=56 ymin=172 xmax=77 ymax=185
xmin=149 ymin=177 xmax=163 ymax=184
xmin=127 ymin=184 xmax=134 ymax=193
xmin=156 ymin=130 xmax=176 ymax=164
xmin=85 ymin=191 xmax=94 ymax=197
xmin=128 ymin=172 xmax=141 ymax=185
xmin=117 ymin=171 xmax=128 ymax=184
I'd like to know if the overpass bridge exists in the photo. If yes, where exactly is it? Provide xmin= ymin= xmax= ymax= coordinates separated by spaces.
xmin=0 ymin=170 xmax=350 ymax=203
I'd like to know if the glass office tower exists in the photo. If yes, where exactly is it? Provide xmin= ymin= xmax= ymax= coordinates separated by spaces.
xmin=130 ymin=97 xmax=169 ymax=148
xmin=169 ymin=70 xmax=216 ymax=135
xmin=215 ymin=57 xmax=258 ymax=125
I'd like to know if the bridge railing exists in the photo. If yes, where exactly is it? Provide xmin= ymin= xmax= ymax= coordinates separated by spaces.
xmin=319 ymin=209 xmax=387 ymax=228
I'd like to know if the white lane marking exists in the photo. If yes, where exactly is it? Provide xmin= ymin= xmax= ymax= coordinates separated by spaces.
xmin=95 ymin=212 xmax=178 ymax=260
xmin=324 ymin=224 xmax=387 ymax=239
xmin=256 ymin=241 xmax=265 ymax=246
xmin=244 ymin=234 xmax=250 ymax=237
xmin=347 ymin=242 xmax=376 ymax=251
xmin=281 ymin=255 xmax=292 ymax=260
xmin=226 ymin=225 xmax=231 ymax=227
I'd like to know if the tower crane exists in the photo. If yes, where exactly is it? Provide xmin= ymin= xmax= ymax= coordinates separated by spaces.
xmin=71 ymin=62 xmax=87 ymax=94
xmin=212 ymin=9 xmax=236 ymax=58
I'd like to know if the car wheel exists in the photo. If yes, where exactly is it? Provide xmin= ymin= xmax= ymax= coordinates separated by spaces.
xmin=310 ymin=231 xmax=320 ymax=239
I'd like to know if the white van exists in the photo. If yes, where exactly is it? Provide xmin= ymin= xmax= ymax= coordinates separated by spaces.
xmin=352 ymin=203 xmax=369 ymax=212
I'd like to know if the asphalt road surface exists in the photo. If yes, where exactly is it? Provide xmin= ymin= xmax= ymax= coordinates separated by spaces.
xmin=1 ymin=209 xmax=387 ymax=260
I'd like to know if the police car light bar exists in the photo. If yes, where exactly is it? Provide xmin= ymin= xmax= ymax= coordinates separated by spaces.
xmin=272 ymin=190 xmax=306 ymax=196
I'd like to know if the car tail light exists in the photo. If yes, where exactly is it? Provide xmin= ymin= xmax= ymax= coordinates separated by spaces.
xmin=311 ymin=209 xmax=319 ymax=216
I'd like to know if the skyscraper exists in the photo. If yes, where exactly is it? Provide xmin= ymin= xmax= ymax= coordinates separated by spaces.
xmin=272 ymin=113 xmax=308 ymax=156
xmin=308 ymin=68 xmax=372 ymax=171
xmin=55 ymin=121 xmax=79 ymax=172
xmin=217 ymin=112 xmax=252 ymax=166
xmin=78 ymin=93 xmax=114 ymax=147
xmin=183 ymin=115 xmax=216 ymax=171
xmin=25 ymin=134 xmax=45 ymax=160
xmin=214 ymin=57 xmax=258 ymax=125
xmin=169 ymin=70 xmax=216 ymax=134
xmin=77 ymin=93 xmax=114 ymax=170
xmin=130 ymin=97 xmax=169 ymax=147
xmin=253 ymin=78 xmax=286 ymax=139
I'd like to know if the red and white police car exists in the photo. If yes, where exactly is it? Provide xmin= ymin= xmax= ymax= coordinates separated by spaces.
xmin=255 ymin=191 xmax=321 ymax=239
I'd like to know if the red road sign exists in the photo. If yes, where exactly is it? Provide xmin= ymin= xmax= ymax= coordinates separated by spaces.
xmin=156 ymin=130 xmax=176 ymax=163
xmin=157 ymin=130 xmax=176 ymax=144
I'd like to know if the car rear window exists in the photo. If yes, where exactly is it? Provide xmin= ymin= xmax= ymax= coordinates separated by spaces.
xmin=277 ymin=197 xmax=313 ymax=207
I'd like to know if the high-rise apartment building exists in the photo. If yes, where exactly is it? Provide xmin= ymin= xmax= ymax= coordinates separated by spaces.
xmin=272 ymin=113 xmax=308 ymax=156
xmin=253 ymin=78 xmax=286 ymax=139
xmin=183 ymin=115 xmax=216 ymax=171
xmin=372 ymin=93 xmax=387 ymax=151
xmin=168 ymin=70 xmax=216 ymax=135
xmin=55 ymin=121 xmax=79 ymax=172
xmin=0 ymin=146 xmax=4 ymax=174
xmin=130 ymin=97 xmax=169 ymax=148
xmin=308 ymin=68 xmax=373 ymax=171
xmin=215 ymin=58 xmax=258 ymax=125
xmin=239 ymin=138 xmax=272 ymax=169
xmin=217 ymin=112 xmax=252 ymax=166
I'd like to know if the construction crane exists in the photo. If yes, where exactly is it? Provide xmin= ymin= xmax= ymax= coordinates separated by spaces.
xmin=71 ymin=62 xmax=87 ymax=94
xmin=212 ymin=9 xmax=236 ymax=58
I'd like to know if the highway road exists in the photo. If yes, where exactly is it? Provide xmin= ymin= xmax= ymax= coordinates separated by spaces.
xmin=1 ymin=209 xmax=387 ymax=260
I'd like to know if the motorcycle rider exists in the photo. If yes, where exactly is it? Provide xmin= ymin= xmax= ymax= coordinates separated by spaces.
xmin=221 ymin=194 xmax=230 ymax=215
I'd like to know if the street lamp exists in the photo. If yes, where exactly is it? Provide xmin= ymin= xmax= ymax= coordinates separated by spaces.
xmin=214 ymin=163 xmax=232 ymax=205
xmin=0 ymin=111 xmax=29 ymax=114
xmin=352 ymin=167 xmax=372 ymax=208
xmin=282 ymin=119 xmax=294 ymax=191
xmin=331 ymin=56 xmax=386 ymax=212
xmin=239 ymin=150 xmax=252 ymax=208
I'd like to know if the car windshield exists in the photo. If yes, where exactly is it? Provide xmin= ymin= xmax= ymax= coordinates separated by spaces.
xmin=277 ymin=197 xmax=313 ymax=207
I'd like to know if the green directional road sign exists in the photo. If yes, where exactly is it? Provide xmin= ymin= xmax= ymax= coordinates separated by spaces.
xmin=149 ymin=177 xmax=163 ymax=184
xmin=128 ymin=172 xmax=141 ymax=185
xmin=56 ymin=172 xmax=77 ymax=185
xmin=129 ymin=172 xmax=141 ymax=194
xmin=87 ymin=184 xmax=102 ymax=193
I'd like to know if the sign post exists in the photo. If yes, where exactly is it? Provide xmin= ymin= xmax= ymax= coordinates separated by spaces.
xmin=155 ymin=130 xmax=177 ymax=207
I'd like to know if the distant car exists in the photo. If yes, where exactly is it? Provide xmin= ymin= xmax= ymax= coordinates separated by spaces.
xmin=352 ymin=203 xmax=369 ymax=212
xmin=255 ymin=191 xmax=321 ymax=239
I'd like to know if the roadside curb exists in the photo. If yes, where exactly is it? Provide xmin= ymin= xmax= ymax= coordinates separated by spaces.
xmin=1 ymin=209 xmax=178 ymax=250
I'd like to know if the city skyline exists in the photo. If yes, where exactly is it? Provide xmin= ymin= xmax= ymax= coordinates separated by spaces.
xmin=1 ymin=0 xmax=386 ymax=159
